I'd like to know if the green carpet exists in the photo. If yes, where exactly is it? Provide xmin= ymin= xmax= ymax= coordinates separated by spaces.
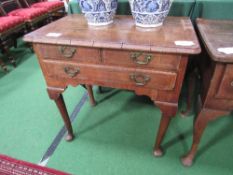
xmin=0 ymin=40 xmax=86 ymax=162
xmin=47 ymin=89 xmax=233 ymax=175
xmin=0 ymin=40 xmax=233 ymax=175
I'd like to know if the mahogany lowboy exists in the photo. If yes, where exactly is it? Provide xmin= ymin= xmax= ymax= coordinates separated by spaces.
xmin=24 ymin=15 xmax=200 ymax=157
xmin=182 ymin=19 xmax=233 ymax=166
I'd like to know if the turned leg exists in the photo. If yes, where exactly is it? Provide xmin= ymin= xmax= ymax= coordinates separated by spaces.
xmin=47 ymin=87 xmax=74 ymax=141
xmin=180 ymin=71 xmax=196 ymax=117
xmin=8 ymin=55 xmax=17 ymax=67
xmin=180 ymin=69 xmax=198 ymax=117
xmin=48 ymin=14 xmax=53 ymax=23
xmin=98 ymin=86 xmax=103 ymax=93
xmin=29 ymin=23 xmax=36 ymax=31
xmin=0 ymin=58 xmax=7 ymax=72
xmin=181 ymin=108 xmax=229 ymax=166
xmin=85 ymin=85 xmax=96 ymax=106
xmin=2 ymin=46 xmax=16 ymax=67
xmin=153 ymin=102 xmax=177 ymax=156
xmin=13 ymin=38 xmax=17 ymax=48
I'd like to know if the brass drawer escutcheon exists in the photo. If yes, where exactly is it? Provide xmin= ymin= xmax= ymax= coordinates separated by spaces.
xmin=130 ymin=73 xmax=150 ymax=86
xmin=59 ymin=46 xmax=76 ymax=58
xmin=131 ymin=52 xmax=153 ymax=65
xmin=64 ymin=67 xmax=80 ymax=78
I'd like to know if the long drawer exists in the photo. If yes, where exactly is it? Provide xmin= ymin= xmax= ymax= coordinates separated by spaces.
xmin=37 ymin=44 xmax=181 ymax=71
xmin=42 ymin=61 xmax=177 ymax=91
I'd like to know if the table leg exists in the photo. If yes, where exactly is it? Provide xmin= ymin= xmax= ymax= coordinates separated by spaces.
xmin=2 ymin=46 xmax=16 ymax=67
xmin=153 ymin=102 xmax=177 ymax=156
xmin=47 ymin=87 xmax=74 ymax=141
xmin=181 ymin=108 xmax=229 ymax=166
xmin=85 ymin=85 xmax=96 ymax=106
xmin=0 ymin=58 xmax=7 ymax=72
xmin=180 ymin=71 xmax=197 ymax=117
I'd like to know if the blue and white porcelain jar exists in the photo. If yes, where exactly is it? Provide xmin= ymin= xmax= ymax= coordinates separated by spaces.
xmin=128 ymin=0 xmax=172 ymax=27
xmin=79 ymin=0 xmax=118 ymax=26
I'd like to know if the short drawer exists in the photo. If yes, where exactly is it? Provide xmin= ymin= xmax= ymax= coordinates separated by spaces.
xmin=215 ymin=64 xmax=233 ymax=100
xmin=43 ymin=61 xmax=177 ymax=91
xmin=37 ymin=44 xmax=101 ymax=63
xmin=102 ymin=49 xmax=181 ymax=70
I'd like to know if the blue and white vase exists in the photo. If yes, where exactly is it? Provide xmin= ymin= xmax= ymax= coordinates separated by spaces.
xmin=128 ymin=0 xmax=172 ymax=27
xmin=79 ymin=0 xmax=118 ymax=26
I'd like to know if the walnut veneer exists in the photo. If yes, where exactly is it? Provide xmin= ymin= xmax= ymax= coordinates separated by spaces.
xmin=24 ymin=14 xmax=200 ymax=156
xmin=182 ymin=18 xmax=233 ymax=166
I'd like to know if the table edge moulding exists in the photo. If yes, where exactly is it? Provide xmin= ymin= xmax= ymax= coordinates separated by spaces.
xmin=23 ymin=14 xmax=201 ymax=157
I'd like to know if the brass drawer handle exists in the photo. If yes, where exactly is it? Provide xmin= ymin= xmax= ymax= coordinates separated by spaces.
xmin=131 ymin=52 xmax=153 ymax=65
xmin=59 ymin=46 xmax=76 ymax=58
xmin=64 ymin=67 xmax=80 ymax=78
xmin=130 ymin=74 xmax=150 ymax=86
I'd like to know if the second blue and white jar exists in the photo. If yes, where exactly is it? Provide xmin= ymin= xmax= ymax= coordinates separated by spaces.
xmin=79 ymin=0 xmax=118 ymax=26
xmin=128 ymin=0 xmax=172 ymax=27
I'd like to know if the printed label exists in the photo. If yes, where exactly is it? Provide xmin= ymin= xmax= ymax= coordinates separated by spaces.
xmin=175 ymin=41 xmax=195 ymax=46
xmin=46 ymin=33 xmax=62 ymax=37
xmin=217 ymin=47 xmax=233 ymax=55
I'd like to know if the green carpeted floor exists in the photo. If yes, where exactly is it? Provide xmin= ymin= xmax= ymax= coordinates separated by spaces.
xmin=0 ymin=40 xmax=233 ymax=175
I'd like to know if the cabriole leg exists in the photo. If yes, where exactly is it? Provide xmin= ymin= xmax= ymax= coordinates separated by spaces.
xmin=181 ymin=108 xmax=229 ymax=166
xmin=153 ymin=102 xmax=177 ymax=156
xmin=85 ymin=85 xmax=96 ymax=106
xmin=47 ymin=87 xmax=74 ymax=141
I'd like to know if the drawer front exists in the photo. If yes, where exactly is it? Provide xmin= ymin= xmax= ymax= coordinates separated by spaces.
xmin=43 ymin=61 xmax=177 ymax=91
xmin=215 ymin=64 xmax=233 ymax=99
xmin=38 ymin=44 xmax=101 ymax=63
xmin=102 ymin=49 xmax=181 ymax=70
xmin=37 ymin=45 xmax=180 ymax=71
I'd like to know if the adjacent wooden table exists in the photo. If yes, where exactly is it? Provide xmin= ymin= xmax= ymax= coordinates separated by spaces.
xmin=24 ymin=14 xmax=200 ymax=156
xmin=182 ymin=18 xmax=233 ymax=166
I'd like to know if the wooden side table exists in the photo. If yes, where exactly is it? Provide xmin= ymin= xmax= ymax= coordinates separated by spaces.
xmin=182 ymin=18 xmax=233 ymax=166
xmin=24 ymin=15 xmax=200 ymax=156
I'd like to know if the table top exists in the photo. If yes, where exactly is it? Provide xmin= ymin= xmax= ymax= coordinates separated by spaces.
xmin=24 ymin=14 xmax=200 ymax=55
xmin=196 ymin=18 xmax=233 ymax=63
